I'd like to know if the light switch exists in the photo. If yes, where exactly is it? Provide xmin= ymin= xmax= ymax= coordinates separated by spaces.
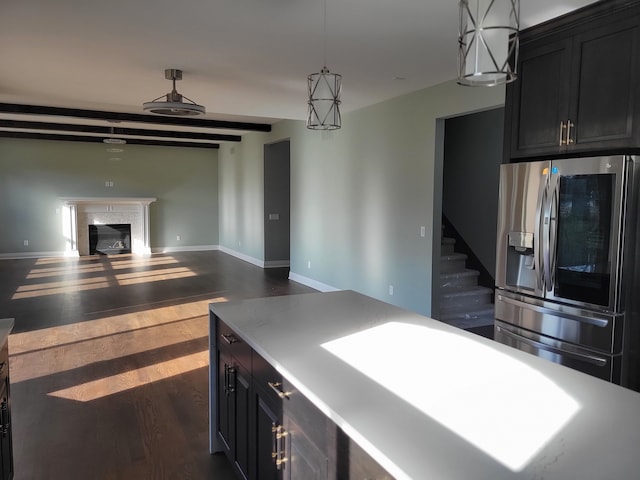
xmin=269 ymin=213 xmax=280 ymax=220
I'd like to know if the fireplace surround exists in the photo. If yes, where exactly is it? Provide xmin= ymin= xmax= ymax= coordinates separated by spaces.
xmin=61 ymin=197 xmax=156 ymax=256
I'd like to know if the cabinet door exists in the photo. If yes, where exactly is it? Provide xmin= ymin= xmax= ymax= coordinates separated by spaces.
xmin=218 ymin=349 xmax=251 ymax=479
xmin=0 ymin=378 xmax=10 ymax=480
xmin=507 ymin=38 xmax=572 ymax=159
xmin=283 ymin=416 xmax=328 ymax=480
xmin=255 ymin=395 xmax=282 ymax=480
xmin=569 ymin=15 xmax=640 ymax=151
xmin=217 ymin=350 xmax=233 ymax=452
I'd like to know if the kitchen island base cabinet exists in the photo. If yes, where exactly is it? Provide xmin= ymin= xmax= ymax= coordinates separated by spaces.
xmin=211 ymin=314 xmax=393 ymax=480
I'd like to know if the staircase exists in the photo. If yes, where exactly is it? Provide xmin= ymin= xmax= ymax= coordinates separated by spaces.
xmin=438 ymin=236 xmax=494 ymax=330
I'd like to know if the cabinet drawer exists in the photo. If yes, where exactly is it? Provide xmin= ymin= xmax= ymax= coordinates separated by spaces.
xmin=216 ymin=317 xmax=252 ymax=371
xmin=252 ymin=350 xmax=285 ymax=405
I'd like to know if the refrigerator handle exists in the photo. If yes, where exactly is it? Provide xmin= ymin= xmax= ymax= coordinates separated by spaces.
xmin=496 ymin=326 xmax=608 ymax=367
xmin=542 ymin=180 xmax=553 ymax=291
xmin=549 ymin=183 xmax=560 ymax=288
xmin=534 ymin=181 xmax=546 ymax=291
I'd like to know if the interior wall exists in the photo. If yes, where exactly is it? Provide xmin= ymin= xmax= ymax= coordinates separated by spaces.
xmin=218 ymin=79 xmax=504 ymax=316
xmin=0 ymin=138 xmax=218 ymax=256
xmin=443 ymin=107 xmax=504 ymax=278
xmin=264 ymin=140 xmax=290 ymax=264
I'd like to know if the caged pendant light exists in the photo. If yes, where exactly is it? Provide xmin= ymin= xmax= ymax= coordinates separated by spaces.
xmin=458 ymin=0 xmax=520 ymax=86
xmin=307 ymin=0 xmax=342 ymax=130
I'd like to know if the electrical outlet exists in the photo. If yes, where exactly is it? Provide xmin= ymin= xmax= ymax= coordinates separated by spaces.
xmin=388 ymin=285 xmax=394 ymax=296
xmin=177 ymin=235 xmax=181 ymax=241
xmin=307 ymin=260 xmax=311 ymax=269
xmin=420 ymin=226 xmax=426 ymax=237
xmin=23 ymin=240 xmax=29 ymax=246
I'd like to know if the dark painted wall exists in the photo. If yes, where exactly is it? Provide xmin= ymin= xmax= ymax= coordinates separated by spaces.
xmin=264 ymin=140 xmax=290 ymax=263
xmin=443 ymin=108 xmax=504 ymax=278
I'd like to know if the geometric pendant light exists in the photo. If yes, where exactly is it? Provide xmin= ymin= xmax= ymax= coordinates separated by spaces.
xmin=143 ymin=69 xmax=206 ymax=116
xmin=307 ymin=0 xmax=342 ymax=130
xmin=457 ymin=0 xmax=520 ymax=86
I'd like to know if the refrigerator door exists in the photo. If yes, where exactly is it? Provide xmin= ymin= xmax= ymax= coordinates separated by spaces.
xmin=546 ymin=156 xmax=630 ymax=312
xmin=495 ymin=160 xmax=550 ymax=297
xmin=495 ymin=289 xmax=623 ymax=354
xmin=494 ymin=320 xmax=621 ymax=382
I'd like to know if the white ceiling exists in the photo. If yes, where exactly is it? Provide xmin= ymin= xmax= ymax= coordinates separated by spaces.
xmin=0 ymin=0 xmax=596 ymax=136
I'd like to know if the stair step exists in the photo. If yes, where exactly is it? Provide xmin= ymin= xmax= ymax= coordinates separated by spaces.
xmin=439 ymin=305 xmax=495 ymax=330
xmin=440 ymin=253 xmax=467 ymax=273
xmin=440 ymin=269 xmax=480 ymax=288
xmin=440 ymin=286 xmax=492 ymax=310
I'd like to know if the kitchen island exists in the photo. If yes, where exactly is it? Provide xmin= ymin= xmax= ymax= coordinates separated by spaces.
xmin=209 ymin=291 xmax=640 ymax=479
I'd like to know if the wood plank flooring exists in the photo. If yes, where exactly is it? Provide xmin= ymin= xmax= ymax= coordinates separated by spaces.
xmin=0 ymin=251 xmax=315 ymax=480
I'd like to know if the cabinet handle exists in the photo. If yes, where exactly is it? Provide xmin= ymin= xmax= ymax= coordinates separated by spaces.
xmin=559 ymin=121 xmax=567 ymax=146
xmin=267 ymin=381 xmax=291 ymax=399
xmin=223 ymin=364 xmax=236 ymax=395
xmin=566 ymin=120 xmax=574 ymax=144
xmin=271 ymin=424 xmax=287 ymax=470
xmin=221 ymin=333 xmax=238 ymax=345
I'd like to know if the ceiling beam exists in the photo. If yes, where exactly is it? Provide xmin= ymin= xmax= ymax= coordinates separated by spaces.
xmin=0 ymin=103 xmax=272 ymax=132
xmin=0 ymin=119 xmax=241 ymax=142
xmin=0 ymin=131 xmax=219 ymax=149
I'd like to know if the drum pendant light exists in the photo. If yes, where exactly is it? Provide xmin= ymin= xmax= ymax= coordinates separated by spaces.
xmin=307 ymin=0 xmax=342 ymax=130
xmin=458 ymin=0 xmax=520 ymax=86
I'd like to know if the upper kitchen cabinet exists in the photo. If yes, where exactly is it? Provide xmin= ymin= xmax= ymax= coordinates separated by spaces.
xmin=505 ymin=2 xmax=640 ymax=161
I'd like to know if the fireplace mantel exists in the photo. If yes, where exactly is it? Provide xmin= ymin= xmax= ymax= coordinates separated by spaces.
xmin=61 ymin=197 xmax=157 ymax=256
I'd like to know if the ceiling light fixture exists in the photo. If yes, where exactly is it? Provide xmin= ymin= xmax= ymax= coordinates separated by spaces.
xmin=306 ymin=0 xmax=341 ymax=130
xmin=103 ymin=121 xmax=126 ymax=145
xmin=143 ymin=69 xmax=206 ymax=116
xmin=458 ymin=0 xmax=519 ymax=86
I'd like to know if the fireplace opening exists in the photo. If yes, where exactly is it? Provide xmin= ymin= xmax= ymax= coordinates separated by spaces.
xmin=89 ymin=224 xmax=132 ymax=255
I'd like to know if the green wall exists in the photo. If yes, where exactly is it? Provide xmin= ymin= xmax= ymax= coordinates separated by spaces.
xmin=0 ymin=138 xmax=218 ymax=255
xmin=218 ymin=79 xmax=505 ymax=316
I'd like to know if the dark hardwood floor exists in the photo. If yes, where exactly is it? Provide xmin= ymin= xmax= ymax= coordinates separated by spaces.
xmin=0 ymin=251 xmax=315 ymax=480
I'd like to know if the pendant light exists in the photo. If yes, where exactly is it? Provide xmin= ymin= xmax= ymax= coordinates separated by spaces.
xmin=143 ymin=69 xmax=206 ymax=116
xmin=307 ymin=0 xmax=342 ymax=130
xmin=458 ymin=0 xmax=519 ymax=86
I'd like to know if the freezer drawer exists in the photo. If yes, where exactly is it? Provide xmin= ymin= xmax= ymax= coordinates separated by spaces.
xmin=495 ymin=290 xmax=622 ymax=354
xmin=495 ymin=321 xmax=621 ymax=383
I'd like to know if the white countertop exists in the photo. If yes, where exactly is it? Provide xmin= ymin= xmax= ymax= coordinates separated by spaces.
xmin=210 ymin=291 xmax=640 ymax=480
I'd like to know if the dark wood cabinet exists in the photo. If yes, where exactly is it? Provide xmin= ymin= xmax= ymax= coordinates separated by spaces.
xmin=216 ymin=324 xmax=251 ymax=480
xmin=0 ymin=336 xmax=12 ymax=480
xmin=212 ymin=315 xmax=392 ymax=480
xmin=505 ymin=3 xmax=640 ymax=160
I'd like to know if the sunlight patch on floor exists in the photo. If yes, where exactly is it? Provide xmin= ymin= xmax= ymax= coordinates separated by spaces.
xmin=47 ymin=350 xmax=209 ymax=402
xmin=8 ymin=297 xmax=228 ymax=382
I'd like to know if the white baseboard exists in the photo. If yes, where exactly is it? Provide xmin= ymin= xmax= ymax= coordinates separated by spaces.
xmin=0 ymin=251 xmax=66 ymax=260
xmin=288 ymin=272 xmax=340 ymax=292
xmin=153 ymin=245 xmax=219 ymax=254
xmin=264 ymin=260 xmax=290 ymax=268
xmin=218 ymin=246 xmax=264 ymax=267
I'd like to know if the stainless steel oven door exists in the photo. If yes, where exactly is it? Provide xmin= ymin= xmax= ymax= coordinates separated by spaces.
xmin=495 ymin=290 xmax=623 ymax=354
xmin=494 ymin=320 xmax=621 ymax=383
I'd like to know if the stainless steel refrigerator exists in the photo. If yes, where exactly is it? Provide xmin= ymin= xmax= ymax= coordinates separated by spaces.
xmin=494 ymin=155 xmax=640 ymax=390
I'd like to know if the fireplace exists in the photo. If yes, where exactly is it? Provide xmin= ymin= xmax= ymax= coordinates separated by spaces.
xmin=89 ymin=224 xmax=132 ymax=255
xmin=60 ymin=197 xmax=156 ymax=256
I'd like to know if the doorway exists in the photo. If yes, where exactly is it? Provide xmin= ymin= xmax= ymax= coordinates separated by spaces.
xmin=263 ymin=140 xmax=291 ymax=267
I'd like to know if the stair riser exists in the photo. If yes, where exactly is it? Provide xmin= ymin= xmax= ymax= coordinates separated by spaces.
xmin=441 ymin=294 xmax=492 ymax=310
xmin=441 ymin=244 xmax=456 ymax=255
xmin=440 ymin=259 xmax=467 ymax=273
